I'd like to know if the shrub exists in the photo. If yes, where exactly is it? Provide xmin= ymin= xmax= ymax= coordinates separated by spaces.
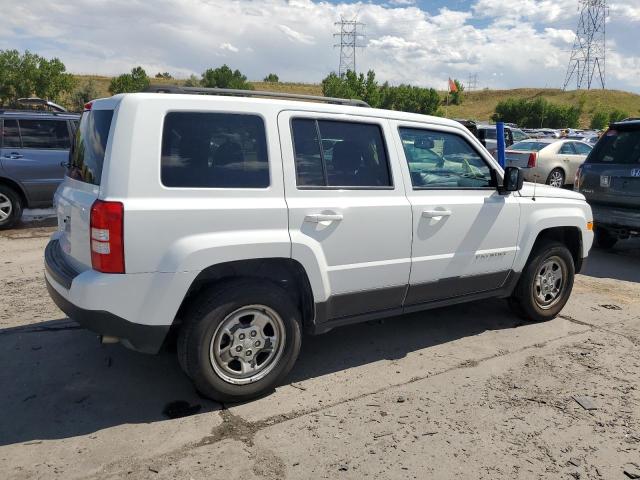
xmin=263 ymin=73 xmax=279 ymax=83
xmin=201 ymin=65 xmax=253 ymax=90
xmin=492 ymin=97 xmax=581 ymax=128
xmin=590 ymin=110 xmax=609 ymax=129
xmin=70 ymin=80 xmax=99 ymax=112
xmin=109 ymin=66 xmax=150 ymax=94
xmin=155 ymin=72 xmax=172 ymax=79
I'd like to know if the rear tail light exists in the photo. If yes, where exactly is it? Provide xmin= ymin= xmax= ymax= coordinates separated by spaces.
xmin=90 ymin=200 xmax=124 ymax=273
xmin=84 ymin=101 xmax=93 ymax=111
xmin=527 ymin=152 xmax=538 ymax=168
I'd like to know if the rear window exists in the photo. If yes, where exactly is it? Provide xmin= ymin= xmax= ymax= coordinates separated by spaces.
xmin=161 ymin=112 xmax=269 ymax=188
xmin=68 ymin=109 xmax=114 ymax=185
xmin=588 ymin=128 xmax=640 ymax=165
xmin=509 ymin=141 xmax=549 ymax=152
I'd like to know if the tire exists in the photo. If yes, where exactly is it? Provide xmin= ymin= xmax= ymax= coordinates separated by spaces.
xmin=0 ymin=185 xmax=23 ymax=230
xmin=593 ymin=227 xmax=617 ymax=249
xmin=546 ymin=168 xmax=565 ymax=188
xmin=177 ymin=279 xmax=302 ymax=403
xmin=508 ymin=240 xmax=575 ymax=323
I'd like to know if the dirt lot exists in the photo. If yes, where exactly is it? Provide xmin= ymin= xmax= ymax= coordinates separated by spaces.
xmin=1 ymin=221 xmax=639 ymax=479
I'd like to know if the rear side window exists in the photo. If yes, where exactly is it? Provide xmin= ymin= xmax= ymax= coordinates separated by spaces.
xmin=161 ymin=112 xmax=269 ymax=188
xmin=69 ymin=109 xmax=114 ymax=185
xmin=1 ymin=119 xmax=21 ymax=148
xmin=291 ymin=118 xmax=391 ymax=188
xmin=20 ymin=119 xmax=70 ymax=149
xmin=588 ymin=129 xmax=640 ymax=164
xmin=559 ymin=143 xmax=576 ymax=154
xmin=573 ymin=142 xmax=592 ymax=155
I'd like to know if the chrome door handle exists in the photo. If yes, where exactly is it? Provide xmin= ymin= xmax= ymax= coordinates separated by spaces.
xmin=422 ymin=209 xmax=452 ymax=218
xmin=304 ymin=213 xmax=343 ymax=223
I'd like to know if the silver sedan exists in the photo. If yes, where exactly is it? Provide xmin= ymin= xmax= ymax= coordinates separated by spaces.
xmin=505 ymin=139 xmax=592 ymax=187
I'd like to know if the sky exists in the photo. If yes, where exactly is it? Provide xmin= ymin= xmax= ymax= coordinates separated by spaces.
xmin=2 ymin=0 xmax=640 ymax=92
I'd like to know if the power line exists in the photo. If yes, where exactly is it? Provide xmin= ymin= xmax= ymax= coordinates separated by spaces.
xmin=563 ymin=0 xmax=608 ymax=90
xmin=333 ymin=17 xmax=366 ymax=76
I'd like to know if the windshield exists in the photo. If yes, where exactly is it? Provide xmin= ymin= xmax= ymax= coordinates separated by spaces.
xmin=68 ymin=109 xmax=114 ymax=185
xmin=509 ymin=141 xmax=549 ymax=152
xmin=588 ymin=128 xmax=640 ymax=164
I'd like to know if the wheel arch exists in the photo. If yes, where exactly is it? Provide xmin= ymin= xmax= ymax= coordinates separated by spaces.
xmin=528 ymin=226 xmax=583 ymax=273
xmin=0 ymin=176 xmax=29 ymax=208
xmin=174 ymin=258 xmax=316 ymax=334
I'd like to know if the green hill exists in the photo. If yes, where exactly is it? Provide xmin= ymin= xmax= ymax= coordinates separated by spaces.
xmin=72 ymin=75 xmax=640 ymax=128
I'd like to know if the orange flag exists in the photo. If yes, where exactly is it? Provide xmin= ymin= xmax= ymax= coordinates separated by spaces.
xmin=448 ymin=78 xmax=458 ymax=93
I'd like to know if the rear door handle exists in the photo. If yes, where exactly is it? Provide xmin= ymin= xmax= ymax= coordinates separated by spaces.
xmin=304 ymin=213 xmax=343 ymax=223
xmin=4 ymin=153 xmax=23 ymax=159
xmin=422 ymin=209 xmax=452 ymax=218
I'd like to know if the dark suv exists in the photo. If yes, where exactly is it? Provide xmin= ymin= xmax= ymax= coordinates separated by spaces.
xmin=0 ymin=106 xmax=79 ymax=228
xmin=576 ymin=119 xmax=640 ymax=248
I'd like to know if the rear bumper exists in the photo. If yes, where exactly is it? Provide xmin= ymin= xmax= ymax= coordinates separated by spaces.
xmin=44 ymin=239 xmax=171 ymax=354
xmin=591 ymin=204 xmax=640 ymax=232
xmin=46 ymin=277 xmax=169 ymax=353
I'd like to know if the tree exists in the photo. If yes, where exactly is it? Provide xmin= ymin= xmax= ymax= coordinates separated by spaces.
xmin=609 ymin=109 xmax=629 ymax=124
xmin=321 ymin=70 xmax=440 ymax=115
xmin=0 ymin=49 xmax=74 ymax=106
xmin=263 ymin=73 xmax=279 ymax=83
xmin=184 ymin=74 xmax=200 ymax=87
xmin=108 ymin=66 xmax=150 ymax=94
xmin=590 ymin=110 xmax=609 ymax=130
xmin=201 ymin=65 xmax=253 ymax=90
xmin=70 ymin=80 xmax=99 ymax=112
xmin=155 ymin=72 xmax=173 ymax=79
xmin=449 ymin=79 xmax=464 ymax=105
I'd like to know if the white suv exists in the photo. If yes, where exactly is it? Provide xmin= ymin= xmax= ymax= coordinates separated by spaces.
xmin=45 ymin=88 xmax=594 ymax=402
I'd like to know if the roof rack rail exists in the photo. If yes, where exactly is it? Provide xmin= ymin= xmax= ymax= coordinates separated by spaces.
xmin=144 ymin=85 xmax=370 ymax=108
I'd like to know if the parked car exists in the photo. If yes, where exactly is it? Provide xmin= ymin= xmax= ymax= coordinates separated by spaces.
xmin=0 ymin=106 xmax=79 ymax=228
xmin=505 ymin=138 xmax=592 ymax=187
xmin=511 ymin=127 xmax=529 ymax=143
xmin=476 ymin=124 xmax=514 ymax=155
xmin=44 ymin=88 xmax=593 ymax=402
xmin=575 ymin=119 xmax=640 ymax=248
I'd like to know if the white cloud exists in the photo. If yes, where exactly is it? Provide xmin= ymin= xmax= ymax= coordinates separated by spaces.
xmin=0 ymin=0 xmax=637 ymax=93
xmin=278 ymin=24 xmax=316 ymax=45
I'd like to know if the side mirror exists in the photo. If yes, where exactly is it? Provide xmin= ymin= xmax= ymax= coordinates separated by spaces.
xmin=501 ymin=166 xmax=524 ymax=193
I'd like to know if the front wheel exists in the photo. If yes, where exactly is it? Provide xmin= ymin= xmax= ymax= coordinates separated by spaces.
xmin=177 ymin=279 xmax=302 ymax=402
xmin=0 ymin=185 xmax=23 ymax=230
xmin=508 ymin=241 xmax=575 ymax=322
xmin=546 ymin=168 xmax=565 ymax=188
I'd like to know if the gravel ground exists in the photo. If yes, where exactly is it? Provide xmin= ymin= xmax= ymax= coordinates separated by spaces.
xmin=0 ymin=221 xmax=639 ymax=479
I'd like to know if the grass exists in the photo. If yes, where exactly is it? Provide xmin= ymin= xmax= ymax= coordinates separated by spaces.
xmin=71 ymin=75 xmax=640 ymax=128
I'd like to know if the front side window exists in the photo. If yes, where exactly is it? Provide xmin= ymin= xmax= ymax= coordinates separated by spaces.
xmin=1 ymin=119 xmax=21 ymax=148
xmin=161 ymin=112 xmax=269 ymax=188
xmin=399 ymin=128 xmax=494 ymax=189
xmin=19 ymin=119 xmax=70 ymax=149
xmin=291 ymin=118 xmax=392 ymax=188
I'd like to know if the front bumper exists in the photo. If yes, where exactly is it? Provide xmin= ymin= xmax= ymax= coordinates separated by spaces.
xmin=44 ymin=239 xmax=169 ymax=354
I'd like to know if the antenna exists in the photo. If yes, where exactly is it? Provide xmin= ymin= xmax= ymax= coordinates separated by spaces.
xmin=334 ymin=17 xmax=366 ymax=76
xmin=563 ymin=0 xmax=608 ymax=90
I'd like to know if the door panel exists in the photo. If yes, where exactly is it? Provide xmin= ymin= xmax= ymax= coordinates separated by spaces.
xmin=1 ymin=119 xmax=70 ymax=205
xmin=392 ymin=121 xmax=521 ymax=306
xmin=278 ymin=111 xmax=412 ymax=321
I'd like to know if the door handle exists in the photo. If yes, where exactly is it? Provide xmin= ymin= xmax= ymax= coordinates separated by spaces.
xmin=422 ymin=209 xmax=452 ymax=218
xmin=304 ymin=213 xmax=343 ymax=223
xmin=4 ymin=153 xmax=23 ymax=159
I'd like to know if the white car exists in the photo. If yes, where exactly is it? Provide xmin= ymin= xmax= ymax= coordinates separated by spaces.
xmin=45 ymin=88 xmax=594 ymax=402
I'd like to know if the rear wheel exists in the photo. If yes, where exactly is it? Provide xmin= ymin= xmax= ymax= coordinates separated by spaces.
xmin=594 ymin=227 xmax=617 ymax=249
xmin=508 ymin=240 xmax=575 ymax=322
xmin=0 ymin=185 xmax=23 ymax=230
xmin=546 ymin=168 xmax=565 ymax=188
xmin=177 ymin=279 xmax=302 ymax=402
